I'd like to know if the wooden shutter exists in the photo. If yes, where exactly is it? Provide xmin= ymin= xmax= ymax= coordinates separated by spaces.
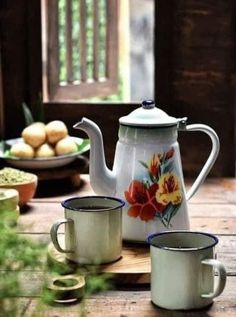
xmin=44 ymin=0 xmax=119 ymax=101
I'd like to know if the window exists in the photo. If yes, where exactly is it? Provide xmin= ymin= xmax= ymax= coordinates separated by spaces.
xmin=42 ymin=0 xmax=155 ymax=102
xmin=42 ymin=0 xmax=119 ymax=101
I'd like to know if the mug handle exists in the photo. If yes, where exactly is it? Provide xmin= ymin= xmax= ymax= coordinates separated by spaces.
xmin=50 ymin=218 xmax=74 ymax=253
xmin=201 ymin=258 xmax=227 ymax=299
xmin=184 ymin=124 xmax=220 ymax=201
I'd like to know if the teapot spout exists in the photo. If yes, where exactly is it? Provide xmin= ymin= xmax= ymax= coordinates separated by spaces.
xmin=73 ymin=118 xmax=116 ymax=196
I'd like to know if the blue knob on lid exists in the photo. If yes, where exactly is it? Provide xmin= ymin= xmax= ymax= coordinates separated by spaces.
xmin=142 ymin=100 xmax=155 ymax=109
xmin=119 ymin=99 xmax=178 ymax=126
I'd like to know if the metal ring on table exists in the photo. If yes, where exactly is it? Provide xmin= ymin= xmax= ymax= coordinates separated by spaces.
xmin=46 ymin=274 xmax=85 ymax=303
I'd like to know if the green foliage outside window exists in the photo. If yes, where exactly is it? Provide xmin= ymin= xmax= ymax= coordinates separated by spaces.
xmin=58 ymin=0 xmax=124 ymax=101
xmin=58 ymin=0 xmax=107 ymax=83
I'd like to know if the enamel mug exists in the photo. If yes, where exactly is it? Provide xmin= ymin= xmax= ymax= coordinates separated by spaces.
xmin=50 ymin=196 xmax=125 ymax=265
xmin=147 ymin=231 xmax=227 ymax=310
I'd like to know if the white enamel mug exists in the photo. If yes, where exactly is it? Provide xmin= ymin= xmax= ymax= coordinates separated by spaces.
xmin=147 ymin=231 xmax=226 ymax=310
xmin=50 ymin=196 xmax=125 ymax=265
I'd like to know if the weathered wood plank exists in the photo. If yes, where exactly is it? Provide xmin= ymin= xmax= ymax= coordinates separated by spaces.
xmin=47 ymin=0 xmax=60 ymax=99
xmin=173 ymin=11 xmax=232 ymax=49
xmin=17 ymin=211 xmax=236 ymax=234
xmin=16 ymin=177 xmax=236 ymax=236
xmin=17 ymin=201 xmax=236 ymax=235
xmin=14 ymin=233 xmax=236 ymax=276
xmin=32 ymin=176 xmax=236 ymax=205
xmin=20 ymin=233 xmax=236 ymax=252
xmin=172 ymin=72 xmax=231 ymax=106
xmin=186 ymin=178 xmax=236 ymax=204
xmin=189 ymin=204 xmax=236 ymax=218
xmin=6 ymin=277 xmax=236 ymax=316
xmin=158 ymin=0 xmax=236 ymax=178
xmin=175 ymin=0 xmax=235 ymax=12
xmin=190 ymin=218 xmax=236 ymax=235
xmin=173 ymin=47 xmax=232 ymax=72
xmin=17 ymin=202 xmax=236 ymax=235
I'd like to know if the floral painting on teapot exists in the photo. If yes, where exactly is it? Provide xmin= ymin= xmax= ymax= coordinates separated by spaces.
xmin=124 ymin=148 xmax=183 ymax=228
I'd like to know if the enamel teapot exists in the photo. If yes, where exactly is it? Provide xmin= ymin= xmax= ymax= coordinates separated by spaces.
xmin=74 ymin=100 xmax=220 ymax=242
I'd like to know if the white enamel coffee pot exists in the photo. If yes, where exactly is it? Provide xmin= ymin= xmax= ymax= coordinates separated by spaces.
xmin=74 ymin=100 xmax=220 ymax=242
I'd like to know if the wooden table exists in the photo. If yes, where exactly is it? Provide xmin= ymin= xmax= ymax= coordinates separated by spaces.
xmin=10 ymin=175 xmax=236 ymax=316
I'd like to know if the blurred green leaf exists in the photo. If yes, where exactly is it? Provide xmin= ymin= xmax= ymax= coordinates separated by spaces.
xmin=2 ymin=149 xmax=10 ymax=158
xmin=77 ymin=139 xmax=90 ymax=153
xmin=0 ymin=140 xmax=7 ymax=153
xmin=22 ymin=102 xmax=34 ymax=126
xmin=34 ymin=94 xmax=45 ymax=123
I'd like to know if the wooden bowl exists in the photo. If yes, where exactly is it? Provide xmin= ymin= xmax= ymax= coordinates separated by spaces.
xmin=0 ymin=173 xmax=38 ymax=206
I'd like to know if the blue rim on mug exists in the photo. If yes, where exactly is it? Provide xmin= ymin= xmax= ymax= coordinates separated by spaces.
xmin=147 ymin=230 xmax=219 ymax=252
xmin=61 ymin=195 xmax=125 ymax=212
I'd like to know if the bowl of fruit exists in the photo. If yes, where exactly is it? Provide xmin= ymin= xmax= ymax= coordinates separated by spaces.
xmin=0 ymin=120 xmax=90 ymax=169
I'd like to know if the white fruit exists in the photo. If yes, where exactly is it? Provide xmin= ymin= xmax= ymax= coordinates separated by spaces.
xmin=45 ymin=120 xmax=68 ymax=144
xmin=55 ymin=137 xmax=78 ymax=155
xmin=22 ymin=124 xmax=46 ymax=148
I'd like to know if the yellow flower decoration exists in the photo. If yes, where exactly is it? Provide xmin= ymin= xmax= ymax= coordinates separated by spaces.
xmin=156 ymin=172 xmax=182 ymax=206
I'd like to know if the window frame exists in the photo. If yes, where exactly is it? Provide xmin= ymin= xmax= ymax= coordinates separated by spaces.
xmin=43 ymin=0 xmax=119 ymax=102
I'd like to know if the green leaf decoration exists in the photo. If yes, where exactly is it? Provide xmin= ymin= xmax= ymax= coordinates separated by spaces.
xmin=22 ymin=102 xmax=34 ymax=126
xmin=156 ymin=213 xmax=169 ymax=228
xmin=161 ymin=159 xmax=174 ymax=174
xmin=143 ymin=179 xmax=151 ymax=189
xmin=139 ymin=160 xmax=149 ymax=169
xmin=149 ymin=173 xmax=159 ymax=184
xmin=156 ymin=203 xmax=181 ymax=228
xmin=163 ymin=204 xmax=177 ymax=225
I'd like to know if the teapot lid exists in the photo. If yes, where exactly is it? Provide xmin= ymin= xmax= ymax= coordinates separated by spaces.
xmin=119 ymin=100 xmax=178 ymax=127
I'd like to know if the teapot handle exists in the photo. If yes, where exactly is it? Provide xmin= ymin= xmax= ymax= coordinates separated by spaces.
xmin=184 ymin=124 xmax=220 ymax=201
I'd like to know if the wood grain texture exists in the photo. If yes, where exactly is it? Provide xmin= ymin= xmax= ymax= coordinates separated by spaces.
xmin=155 ymin=0 xmax=236 ymax=177
xmin=17 ymin=176 xmax=236 ymax=234
xmin=6 ymin=277 xmax=236 ymax=316
xmin=47 ymin=240 xmax=151 ymax=284
xmin=30 ymin=176 xmax=236 ymax=204
xmin=15 ymin=232 xmax=236 ymax=277
xmin=17 ymin=208 xmax=236 ymax=235
xmin=2 ymin=176 xmax=236 ymax=316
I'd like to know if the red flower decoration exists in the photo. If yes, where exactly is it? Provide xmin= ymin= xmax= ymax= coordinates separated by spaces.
xmin=124 ymin=180 xmax=165 ymax=221
xmin=148 ymin=154 xmax=161 ymax=178
xmin=165 ymin=147 xmax=174 ymax=160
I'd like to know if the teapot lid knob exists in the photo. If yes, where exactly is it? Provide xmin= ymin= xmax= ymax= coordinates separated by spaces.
xmin=119 ymin=99 xmax=178 ymax=127
xmin=142 ymin=100 xmax=155 ymax=109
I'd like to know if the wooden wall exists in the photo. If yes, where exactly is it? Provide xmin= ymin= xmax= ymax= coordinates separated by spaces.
xmin=1 ymin=0 xmax=236 ymax=177
xmin=0 ymin=0 xmax=42 ymax=139
xmin=155 ymin=0 xmax=236 ymax=177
